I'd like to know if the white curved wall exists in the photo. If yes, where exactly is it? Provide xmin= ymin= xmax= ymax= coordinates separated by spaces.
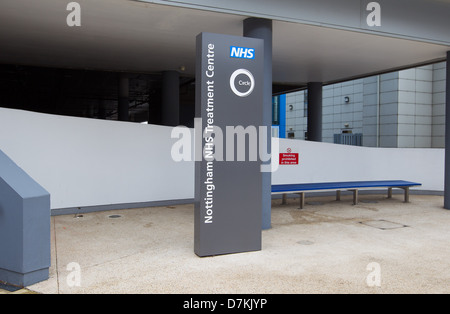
xmin=0 ymin=108 xmax=444 ymax=210
xmin=273 ymin=138 xmax=444 ymax=192
xmin=0 ymin=108 xmax=194 ymax=209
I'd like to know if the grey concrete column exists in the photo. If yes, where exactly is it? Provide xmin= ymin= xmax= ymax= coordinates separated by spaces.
xmin=307 ymin=82 xmax=323 ymax=142
xmin=118 ymin=73 xmax=129 ymax=122
xmin=161 ymin=71 xmax=180 ymax=127
xmin=244 ymin=18 xmax=273 ymax=230
xmin=445 ymin=52 xmax=450 ymax=209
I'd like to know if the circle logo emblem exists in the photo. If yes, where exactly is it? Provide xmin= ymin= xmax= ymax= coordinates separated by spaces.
xmin=230 ymin=69 xmax=255 ymax=97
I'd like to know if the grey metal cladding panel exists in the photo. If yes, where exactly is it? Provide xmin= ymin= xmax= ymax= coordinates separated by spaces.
xmin=0 ymin=151 xmax=51 ymax=273
xmin=0 ymin=150 xmax=50 ymax=199
xmin=0 ymin=180 xmax=23 ymax=272
xmin=157 ymin=0 xmax=450 ymax=44
xmin=22 ymin=196 xmax=51 ymax=272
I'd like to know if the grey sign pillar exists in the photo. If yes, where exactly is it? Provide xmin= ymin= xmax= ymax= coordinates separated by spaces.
xmin=162 ymin=71 xmax=180 ymax=127
xmin=195 ymin=32 xmax=264 ymax=257
xmin=0 ymin=150 xmax=51 ymax=287
xmin=243 ymin=18 xmax=273 ymax=230
xmin=307 ymin=82 xmax=323 ymax=142
xmin=445 ymin=51 xmax=450 ymax=209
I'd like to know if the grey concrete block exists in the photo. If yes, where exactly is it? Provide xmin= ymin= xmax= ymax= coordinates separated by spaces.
xmin=0 ymin=150 xmax=50 ymax=287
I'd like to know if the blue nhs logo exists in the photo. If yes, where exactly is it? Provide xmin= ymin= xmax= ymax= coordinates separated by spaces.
xmin=230 ymin=46 xmax=255 ymax=59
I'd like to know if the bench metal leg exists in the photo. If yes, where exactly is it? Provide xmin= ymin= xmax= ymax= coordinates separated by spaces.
xmin=350 ymin=189 xmax=359 ymax=205
xmin=402 ymin=187 xmax=410 ymax=203
xmin=298 ymin=192 xmax=305 ymax=209
xmin=388 ymin=187 xmax=393 ymax=199
xmin=336 ymin=190 xmax=341 ymax=201
xmin=282 ymin=193 xmax=287 ymax=205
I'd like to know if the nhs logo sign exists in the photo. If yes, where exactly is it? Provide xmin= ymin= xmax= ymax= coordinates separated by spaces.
xmin=230 ymin=46 xmax=255 ymax=59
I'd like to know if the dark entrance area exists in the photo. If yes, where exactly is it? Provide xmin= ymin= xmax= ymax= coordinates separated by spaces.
xmin=0 ymin=64 xmax=196 ymax=127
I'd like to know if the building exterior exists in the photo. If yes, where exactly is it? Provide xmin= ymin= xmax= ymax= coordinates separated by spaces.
xmin=0 ymin=0 xmax=449 ymax=286
xmin=278 ymin=61 xmax=447 ymax=148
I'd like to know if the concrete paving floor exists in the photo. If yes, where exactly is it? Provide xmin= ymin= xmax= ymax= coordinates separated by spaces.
xmin=28 ymin=194 xmax=450 ymax=294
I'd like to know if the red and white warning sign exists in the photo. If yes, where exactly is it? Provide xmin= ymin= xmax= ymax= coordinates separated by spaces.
xmin=279 ymin=148 xmax=299 ymax=165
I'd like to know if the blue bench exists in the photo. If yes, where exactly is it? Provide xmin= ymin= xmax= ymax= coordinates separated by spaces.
xmin=272 ymin=180 xmax=422 ymax=209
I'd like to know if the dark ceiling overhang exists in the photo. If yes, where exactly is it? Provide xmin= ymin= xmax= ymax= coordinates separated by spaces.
xmin=0 ymin=0 xmax=448 ymax=86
